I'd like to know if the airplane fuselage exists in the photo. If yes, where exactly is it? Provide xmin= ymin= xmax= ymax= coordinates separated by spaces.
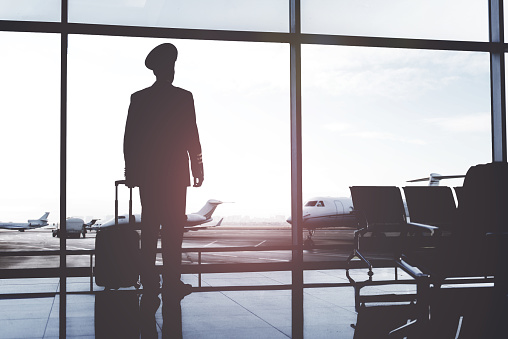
xmin=97 ymin=200 xmax=222 ymax=230
xmin=99 ymin=213 xmax=213 ymax=228
xmin=287 ymin=197 xmax=357 ymax=230
xmin=0 ymin=222 xmax=32 ymax=230
xmin=0 ymin=212 xmax=50 ymax=231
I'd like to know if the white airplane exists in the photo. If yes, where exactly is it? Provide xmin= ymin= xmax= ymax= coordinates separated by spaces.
xmin=0 ymin=212 xmax=50 ymax=232
xmin=286 ymin=197 xmax=356 ymax=247
xmin=97 ymin=199 xmax=223 ymax=231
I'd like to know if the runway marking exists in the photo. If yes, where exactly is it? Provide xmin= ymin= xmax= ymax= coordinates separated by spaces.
xmin=256 ymin=257 xmax=289 ymax=262
xmin=258 ymin=250 xmax=291 ymax=253
xmin=307 ymin=252 xmax=349 ymax=257
xmin=11 ymin=244 xmax=57 ymax=251
xmin=67 ymin=247 xmax=92 ymax=251
xmin=207 ymin=253 xmax=289 ymax=262
xmin=254 ymin=240 xmax=267 ymax=247
xmin=207 ymin=253 xmax=240 ymax=258
xmin=203 ymin=240 xmax=218 ymax=247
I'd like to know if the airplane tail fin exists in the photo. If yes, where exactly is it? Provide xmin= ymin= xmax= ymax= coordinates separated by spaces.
xmin=27 ymin=212 xmax=50 ymax=226
xmin=428 ymin=173 xmax=442 ymax=186
xmin=39 ymin=212 xmax=50 ymax=221
xmin=196 ymin=200 xmax=222 ymax=219
xmin=87 ymin=219 xmax=99 ymax=226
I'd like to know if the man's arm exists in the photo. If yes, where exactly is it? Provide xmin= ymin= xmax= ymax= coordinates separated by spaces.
xmin=186 ymin=92 xmax=204 ymax=187
xmin=123 ymin=94 xmax=141 ymax=188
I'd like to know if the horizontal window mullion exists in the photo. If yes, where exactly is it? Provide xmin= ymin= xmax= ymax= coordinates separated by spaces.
xmin=300 ymin=33 xmax=497 ymax=53
xmin=1 ymin=20 xmax=505 ymax=53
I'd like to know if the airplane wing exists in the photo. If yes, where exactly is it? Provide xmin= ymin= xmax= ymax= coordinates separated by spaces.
xmin=184 ymin=218 xmax=223 ymax=231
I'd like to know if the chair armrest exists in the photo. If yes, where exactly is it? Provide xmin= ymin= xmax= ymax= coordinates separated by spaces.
xmin=407 ymin=222 xmax=440 ymax=236
xmin=397 ymin=258 xmax=429 ymax=279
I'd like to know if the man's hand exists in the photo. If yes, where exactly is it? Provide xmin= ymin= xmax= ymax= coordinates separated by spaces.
xmin=193 ymin=176 xmax=203 ymax=187
xmin=124 ymin=167 xmax=138 ymax=188
xmin=191 ymin=154 xmax=204 ymax=187
xmin=125 ymin=179 xmax=137 ymax=188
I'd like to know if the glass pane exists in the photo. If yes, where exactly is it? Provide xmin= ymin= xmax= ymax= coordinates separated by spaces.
xmin=0 ymin=32 xmax=60 ymax=271
xmin=69 ymin=0 xmax=288 ymax=32
xmin=302 ymin=45 xmax=491 ymax=248
xmin=0 ymin=1 xmax=60 ymax=22
xmin=67 ymin=35 xmax=290 ymax=260
xmin=302 ymin=0 xmax=488 ymax=41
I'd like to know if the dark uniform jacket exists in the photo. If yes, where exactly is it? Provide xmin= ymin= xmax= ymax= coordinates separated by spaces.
xmin=124 ymin=81 xmax=202 ymax=188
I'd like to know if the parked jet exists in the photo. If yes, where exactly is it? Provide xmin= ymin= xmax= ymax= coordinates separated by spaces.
xmin=286 ymin=197 xmax=356 ymax=247
xmin=0 ymin=212 xmax=50 ymax=232
xmin=97 ymin=199 xmax=223 ymax=231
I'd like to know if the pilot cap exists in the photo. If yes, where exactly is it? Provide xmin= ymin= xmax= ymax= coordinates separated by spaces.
xmin=145 ymin=43 xmax=178 ymax=70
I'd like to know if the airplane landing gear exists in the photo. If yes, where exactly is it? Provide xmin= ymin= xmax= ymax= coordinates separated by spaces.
xmin=304 ymin=229 xmax=315 ymax=248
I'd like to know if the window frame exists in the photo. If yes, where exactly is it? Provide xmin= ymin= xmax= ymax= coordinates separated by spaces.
xmin=0 ymin=1 xmax=506 ymax=338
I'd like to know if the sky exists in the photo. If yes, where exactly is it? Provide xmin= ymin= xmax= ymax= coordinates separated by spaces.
xmin=0 ymin=1 xmax=497 ymax=225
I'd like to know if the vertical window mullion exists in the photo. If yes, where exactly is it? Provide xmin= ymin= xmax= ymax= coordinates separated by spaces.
xmin=489 ymin=0 xmax=507 ymax=162
xmin=59 ymin=1 xmax=68 ymax=338
xmin=290 ymin=0 xmax=303 ymax=338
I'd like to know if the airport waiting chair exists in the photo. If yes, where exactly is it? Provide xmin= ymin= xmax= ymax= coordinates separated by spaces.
xmin=403 ymin=186 xmax=456 ymax=229
xmin=392 ymin=163 xmax=508 ymax=337
xmin=347 ymin=186 xmax=433 ymax=336
xmin=402 ymin=186 xmax=457 ymax=250
xmin=346 ymin=187 xmax=432 ymax=302
xmin=347 ymin=186 xmax=436 ymax=275
xmin=346 ymin=186 xmax=408 ymax=279
xmin=399 ymin=167 xmax=503 ymax=285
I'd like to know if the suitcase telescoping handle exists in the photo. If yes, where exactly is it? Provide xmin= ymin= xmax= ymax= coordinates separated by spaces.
xmin=115 ymin=180 xmax=134 ymax=226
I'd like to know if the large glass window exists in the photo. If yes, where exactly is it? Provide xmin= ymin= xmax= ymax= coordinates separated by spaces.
xmin=69 ymin=0 xmax=289 ymax=33
xmin=1 ymin=3 xmax=506 ymax=338
xmin=0 ymin=31 xmax=60 ymax=267
xmin=0 ymin=1 xmax=61 ymax=22
xmin=302 ymin=45 xmax=491 ymax=202
xmin=302 ymin=0 xmax=488 ymax=41
xmin=67 ymin=35 xmax=290 ymax=248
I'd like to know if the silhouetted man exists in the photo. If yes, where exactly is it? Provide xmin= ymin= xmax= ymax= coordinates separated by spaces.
xmin=123 ymin=43 xmax=203 ymax=338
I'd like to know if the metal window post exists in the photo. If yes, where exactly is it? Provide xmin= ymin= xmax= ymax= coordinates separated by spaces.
xmin=290 ymin=1 xmax=304 ymax=338
xmin=489 ymin=0 xmax=507 ymax=162
xmin=59 ymin=1 xmax=68 ymax=338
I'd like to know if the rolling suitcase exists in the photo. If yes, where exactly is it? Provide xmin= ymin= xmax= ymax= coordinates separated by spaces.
xmin=94 ymin=180 xmax=140 ymax=289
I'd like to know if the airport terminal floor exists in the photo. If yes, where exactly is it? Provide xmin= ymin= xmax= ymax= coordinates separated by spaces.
xmin=0 ymin=269 xmax=367 ymax=339
xmin=0 ymin=228 xmax=502 ymax=338
xmin=3 ymin=268 xmax=495 ymax=339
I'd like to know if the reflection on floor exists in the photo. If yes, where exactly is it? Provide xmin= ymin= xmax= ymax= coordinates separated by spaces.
xmin=0 ymin=268 xmax=498 ymax=338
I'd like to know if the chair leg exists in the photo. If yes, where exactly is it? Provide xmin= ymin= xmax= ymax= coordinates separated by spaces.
xmin=346 ymin=249 xmax=374 ymax=278
xmin=416 ymin=277 xmax=431 ymax=330
xmin=388 ymin=276 xmax=431 ymax=338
